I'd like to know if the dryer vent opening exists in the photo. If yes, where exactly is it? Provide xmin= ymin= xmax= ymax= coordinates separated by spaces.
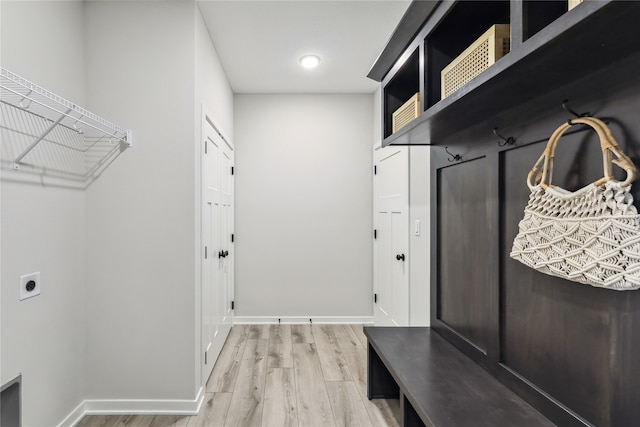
xmin=1 ymin=374 xmax=21 ymax=427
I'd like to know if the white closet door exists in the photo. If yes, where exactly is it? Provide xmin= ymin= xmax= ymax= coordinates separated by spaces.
xmin=201 ymin=113 xmax=233 ymax=385
xmin=219 ymin=142 xmax=234 ymax=330
xmin=374 ymin=146 xmax=409 ymax=326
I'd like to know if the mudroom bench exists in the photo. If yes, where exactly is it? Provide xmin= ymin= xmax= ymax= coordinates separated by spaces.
xmin=364 ymin=327 xmax=554 ymax=427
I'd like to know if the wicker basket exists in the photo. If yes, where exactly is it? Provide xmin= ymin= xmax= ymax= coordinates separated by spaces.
xmin=392 ymin=93 xmax=420 ymax=133
xmin=441 ymin=24 xmax=510 ymax=99
xmin=568 ymin=0 xmax=584 ymax=10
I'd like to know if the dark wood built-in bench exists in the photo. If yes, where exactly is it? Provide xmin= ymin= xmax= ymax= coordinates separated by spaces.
xmin=364 ymin=327 xmax=554 ymax=427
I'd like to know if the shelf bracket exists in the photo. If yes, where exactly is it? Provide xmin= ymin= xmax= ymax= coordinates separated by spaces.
xmin=13 ymin=107 xmax=73 ymax=170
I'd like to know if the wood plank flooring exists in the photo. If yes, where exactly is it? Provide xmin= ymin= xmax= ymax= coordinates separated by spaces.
xmin=76 ymin=325 xmax=400 ymax=427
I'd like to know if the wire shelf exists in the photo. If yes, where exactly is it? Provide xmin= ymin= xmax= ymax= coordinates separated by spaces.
xmin=0 ymin=67 xmax=132 ymax=187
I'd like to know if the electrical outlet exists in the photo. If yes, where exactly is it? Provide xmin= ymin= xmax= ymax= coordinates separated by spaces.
xmin=19 ymin=272 xmax=41 ymax=301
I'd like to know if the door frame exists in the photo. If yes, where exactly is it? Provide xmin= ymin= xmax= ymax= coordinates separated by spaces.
xmin=200 ymin=106 xmax=235 ymax=387
xmin=373 ymin=144 xmax=410 ymax=326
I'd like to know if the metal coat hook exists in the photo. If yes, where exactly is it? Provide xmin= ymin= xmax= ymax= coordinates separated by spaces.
xmin=562 ymin=100 xmax=590 ymax=125
xmin=445 ymin=146 xmax=461 ymax=162
xmin=493 ymin=128 xmax=515 ymax=147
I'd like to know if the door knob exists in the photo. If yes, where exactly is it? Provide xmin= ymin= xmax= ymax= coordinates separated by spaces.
xmin=396 ymin=254 xmax=405 ymax=261
xmin=218 ymin=250 xmax=224 ymax=259
xmin=224 ymin=250 xmax=229 ymax=258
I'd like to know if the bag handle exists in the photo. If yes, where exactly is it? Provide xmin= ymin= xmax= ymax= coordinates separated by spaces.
xmin=527 ymin=117 xmax=637 ymax=190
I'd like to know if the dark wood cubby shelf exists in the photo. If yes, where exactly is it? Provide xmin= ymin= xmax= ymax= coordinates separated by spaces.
xmin=371 ymin=0 xmax=640 ymax=146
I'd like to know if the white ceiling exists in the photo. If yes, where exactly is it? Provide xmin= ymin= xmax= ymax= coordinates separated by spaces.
xmin=197 ymin=0 xmax=411 ymax=94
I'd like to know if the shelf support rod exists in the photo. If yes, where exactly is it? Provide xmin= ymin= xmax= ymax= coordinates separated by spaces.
xmin=13 ymin=107 xmax=72 ymax=170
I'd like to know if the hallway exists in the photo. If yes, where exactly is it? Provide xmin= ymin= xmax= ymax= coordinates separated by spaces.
xmin=77 ymin=324 xmax=399 ymax=427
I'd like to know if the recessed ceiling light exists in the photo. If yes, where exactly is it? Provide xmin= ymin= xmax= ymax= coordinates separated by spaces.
xmin=300 ymin=55 xmax=321 ymax=69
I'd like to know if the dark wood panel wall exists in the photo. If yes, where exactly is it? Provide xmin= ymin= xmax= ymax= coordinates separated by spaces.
xmin=438 ymin=159 xmax=495 ymax=355
xmin=430 ymin=50 xmax=640 ymax=427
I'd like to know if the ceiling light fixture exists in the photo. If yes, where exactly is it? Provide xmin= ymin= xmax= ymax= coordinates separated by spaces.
xmin=300 ymin=55 xmax=321 ymax=69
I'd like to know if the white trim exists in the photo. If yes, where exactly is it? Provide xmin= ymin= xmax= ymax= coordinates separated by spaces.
xmin=57 ymin=388 xmax=205 ymax=426
xmin=234 ymin=316 xmax=374 ymax=325
xmin=204 ymin=111 xmax=233 ymax=151
xmin=57 ymin=401 xmax=86 ymax=427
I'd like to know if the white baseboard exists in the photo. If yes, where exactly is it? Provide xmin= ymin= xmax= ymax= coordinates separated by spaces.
xmin=58 ymin=401 xmax=86 ymax=427
xmin=234 ymin=316 xmax=374 ymax=325
xmin=58 ymin=387 xmax=204 ymax=426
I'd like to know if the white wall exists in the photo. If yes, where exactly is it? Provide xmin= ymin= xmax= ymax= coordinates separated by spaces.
xmin=195 ymin=4 xmax=234 ymax=142
xmin=81 ymin=1 xmax=233 ymax=409
xmin=234 ymin=94 xmax=373 ymax=321
xmin=2 ymin=2 xmax=234 ymax=422
xmin=0 ymin=2 xmax=87 ymax=425
xmin=373 ymin=86 xmax=383 ymax=148
xmin=83 ymin=0 xmax=198 ymax=403
xmin=194 ymin=3 xmax=235 ymax=394
xmin=409 ymin=146 xmax=430 ymax=326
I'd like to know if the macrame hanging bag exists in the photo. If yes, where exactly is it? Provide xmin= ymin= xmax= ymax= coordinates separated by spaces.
xmin=510 ymin=116 xmax=640 ymax=290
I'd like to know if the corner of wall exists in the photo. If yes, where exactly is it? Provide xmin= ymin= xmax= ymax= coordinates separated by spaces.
xmin=1 ymin=2 xmax=87 ymax=425
xmin=409 ymin=146 xmax=431 ymax=326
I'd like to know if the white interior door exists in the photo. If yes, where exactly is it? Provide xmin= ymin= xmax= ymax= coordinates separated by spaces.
xmin=374 ymin=146 xmax=409 ymax=326
xmin=202 ymin=112 xmax=233 ymax=385
xmin=219 ymin=140 xmax=234 ymax=330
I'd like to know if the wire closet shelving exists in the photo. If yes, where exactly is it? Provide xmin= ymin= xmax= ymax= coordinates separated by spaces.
xmin=0 ymin=67 xmax=132 ymax=188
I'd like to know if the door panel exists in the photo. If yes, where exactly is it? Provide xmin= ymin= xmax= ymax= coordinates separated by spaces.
xmin=391 ymin=211 xmax=409 ymax=326
xmin=220 ymin=149 xmax=233 ymax=327
xmin=202 ymin=114 xmax=233 ymax=385
xmin=376 ymin=211 xmax=393 ymax=324
xmin=374 ymin=146 xmax=409 ymax=326
xmin=202 ymin=201 xmax=214 ymax=367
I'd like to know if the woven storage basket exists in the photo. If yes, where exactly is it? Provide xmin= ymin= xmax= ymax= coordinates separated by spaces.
xmin=392 ymin=93 xmax=420 ymax=133
xmin=441 ymin=24 xmax=510 ymax=99
xmin=568 ymin=0 xmax=584 ymax=10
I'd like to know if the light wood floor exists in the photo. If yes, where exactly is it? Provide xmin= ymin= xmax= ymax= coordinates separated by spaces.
xmin=76 ymin=324 xmax=400 ymax=427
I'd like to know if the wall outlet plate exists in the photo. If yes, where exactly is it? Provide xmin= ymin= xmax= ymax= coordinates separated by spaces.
xmin=19 ymin=272 xmax=41 ymax=301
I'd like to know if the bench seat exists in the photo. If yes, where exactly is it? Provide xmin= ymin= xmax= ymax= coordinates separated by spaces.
xmin=364 ymin=327 xmax=554 ymax=427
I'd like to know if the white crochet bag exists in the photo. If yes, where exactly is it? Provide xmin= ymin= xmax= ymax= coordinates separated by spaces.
xmin=510 ymin=117 xmax=640 ymax=290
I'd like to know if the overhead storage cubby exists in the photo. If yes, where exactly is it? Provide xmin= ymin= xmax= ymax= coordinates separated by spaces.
xmin=424 ymin=0 xmax=509 ymax=107
xmin=371 ymin=0 xmax=640 ymax=146
xmin=383 ymin=48 xmax=420 ymax=139
xmin=522 ymin=0 xmax=571 ymax=41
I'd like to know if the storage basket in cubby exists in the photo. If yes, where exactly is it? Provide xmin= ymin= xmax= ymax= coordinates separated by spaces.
xmin=441 ymin=24 xmax=510 ymax=99
xmin=392 ymin=93 xmax=420 ymax=133
xmin=568 ymin=0 xmax=584 ymax=10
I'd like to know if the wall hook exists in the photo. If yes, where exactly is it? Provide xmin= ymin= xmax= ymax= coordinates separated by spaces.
xmin=445 ymin=146 xmax=461 ymax=162
xmin=562 ymin=99 xmax=590 ymax=125
xmin=493 ymin=128 xmax=515 ymax=147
